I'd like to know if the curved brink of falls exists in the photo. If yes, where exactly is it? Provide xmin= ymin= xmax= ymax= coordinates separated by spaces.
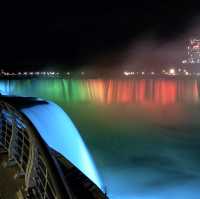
xmin=20 ymin=100 xmax=103 ymax=191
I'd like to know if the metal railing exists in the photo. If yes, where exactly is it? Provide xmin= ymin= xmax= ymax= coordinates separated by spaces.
xmin=0 ymin=99 xmax=108 ymax=199
xmin=0 ymin=101 xmax=60 ymax=199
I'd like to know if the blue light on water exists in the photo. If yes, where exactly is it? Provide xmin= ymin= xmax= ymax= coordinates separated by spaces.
xmin=0 ymin=80 xmax=10 ymax=95
xmin=21 ymin=101 xmax=104 ymax=191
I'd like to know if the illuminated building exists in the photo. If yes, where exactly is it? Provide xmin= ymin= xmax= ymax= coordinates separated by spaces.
xmin=183 ymin=39 xmax=200 ymax=64
xmin=0 ymin=95 xmax=107 ymax=199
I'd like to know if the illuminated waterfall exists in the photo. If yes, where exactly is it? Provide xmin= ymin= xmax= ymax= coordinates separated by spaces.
xmin=1 ymin=79 xmax=199 ymax=105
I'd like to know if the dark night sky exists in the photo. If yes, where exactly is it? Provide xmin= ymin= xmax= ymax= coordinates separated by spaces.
xmin=0 ymin=1 xmax=200 ymax=70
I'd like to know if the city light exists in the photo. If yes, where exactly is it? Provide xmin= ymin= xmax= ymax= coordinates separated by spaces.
xmin=0 ymin=68 xmax=199 ymax=78
xmin=182 ymin=60 xmax=187 ymax=64
xmin=123 ymin=71 xmax=135 ymax=76
xmin=169 ymin=68 xmax=175 ymax=75
xmin=123 ymin=71 xmax=129 ymax=76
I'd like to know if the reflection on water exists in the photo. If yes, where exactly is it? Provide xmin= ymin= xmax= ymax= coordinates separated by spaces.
xmin=0 ymin=79 xmax=199 ymax=105
xmin=1 ymin=78 xmax=200 ymax=199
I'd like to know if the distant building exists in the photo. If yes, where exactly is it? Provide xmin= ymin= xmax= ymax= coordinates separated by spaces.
xmin=183 ymin=39 xmax=200 ymax=64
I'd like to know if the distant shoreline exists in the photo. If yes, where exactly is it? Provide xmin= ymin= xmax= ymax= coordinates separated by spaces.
xmin=0 ymin=75 xmax=200 ymax=80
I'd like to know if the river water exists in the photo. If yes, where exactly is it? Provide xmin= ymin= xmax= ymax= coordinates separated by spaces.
xmin=1 ymin=78 xmax=200 ymax=199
